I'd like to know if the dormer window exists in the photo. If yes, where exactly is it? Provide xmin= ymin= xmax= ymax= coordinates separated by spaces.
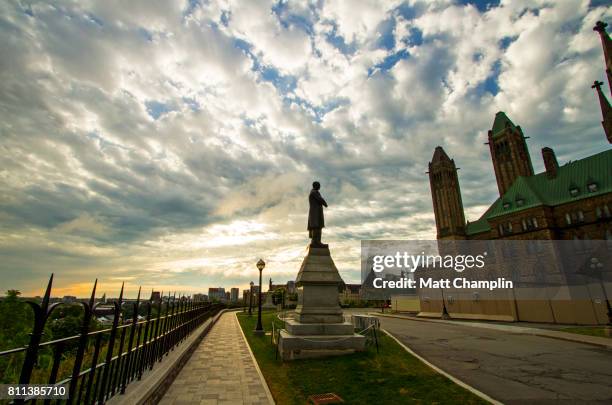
xmin=503 ymin=201 xmax=511 ymax=209
xmin=587 ymin=182 xmax=598 ymax=193
xmin=516 ymin=198 xmax=525 ymax=207
xmin=569 ymin=186 xmax=579 ymax=197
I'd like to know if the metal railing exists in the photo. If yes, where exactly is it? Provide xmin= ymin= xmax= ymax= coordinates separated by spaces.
xmin=0 ymin=274 xmax=224 ymax=404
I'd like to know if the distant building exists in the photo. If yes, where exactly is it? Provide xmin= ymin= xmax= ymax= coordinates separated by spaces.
xmin=230 ymin=288 xmax=239 ymax=302
xmin=193 ymin=293 xmax=208 ymax=302
xmin=225 ymin=291 xmax=231 ymax=301
xmin=339 ymin=284 xmax=361 ymax=304
xmin=208 ymin=287 xmax=226 ymax=302
xmin=62 ymin=295 xmax=77 ymax=304
xmin=286 ymin=280 xmax=296 ymax=294
xmin=150 ymin=291 xmax=161 ymax=303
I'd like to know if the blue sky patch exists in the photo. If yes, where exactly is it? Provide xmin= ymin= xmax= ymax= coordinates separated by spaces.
xmin=474 ymin=59 xmax=501 ymax=96
xmin=457 ymin=0 xmax=501 ymax=12
xmin=145 ymin=101 xmax=176 ymax=120
xmin=369 ymin=49 xmax=410 ymax=76
xmin=325 ymin=23 xmax=357 ymax=55
xmin=376 ymin=17 xmax=396 ymax=50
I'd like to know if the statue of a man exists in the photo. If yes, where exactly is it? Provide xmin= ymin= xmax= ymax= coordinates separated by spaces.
xmin=308 ymin=181 xmax=328 ymax=248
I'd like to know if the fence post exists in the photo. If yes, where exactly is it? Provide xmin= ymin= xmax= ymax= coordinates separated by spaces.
xmin=120 ymin=286 xmax=141 ymax=394
xmin=67 ymin=279 xmax=97 ymax=405
xmin=16 ymin=274 xmax=62 ymax=404
xmin=97 ymin=282 xmax=124 ymax=404
xmin=137 ymin=298 xmax=153 ymax=380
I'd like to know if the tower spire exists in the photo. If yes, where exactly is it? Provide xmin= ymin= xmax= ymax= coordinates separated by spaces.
xmin=592 ymin=80 xmax=612 ymax=144
xmin=428 ymin=146 xmax=466 ymax=239
xmin=594 ymin=21 xmax=612 ymax=96
xmin=487 ymin=112 xmax=534 ymax=196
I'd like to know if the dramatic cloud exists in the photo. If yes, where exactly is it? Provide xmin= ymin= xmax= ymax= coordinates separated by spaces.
xmin=0 ymin=0 xmax=610 ymax=297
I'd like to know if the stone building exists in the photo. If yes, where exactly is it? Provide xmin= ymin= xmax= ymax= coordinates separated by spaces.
xmin=420 ymin=21 xmax=612 ymax=325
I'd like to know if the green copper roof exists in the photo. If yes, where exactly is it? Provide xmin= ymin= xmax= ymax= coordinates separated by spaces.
xmin=465 ymin=149 xmax=612 ymax=234
xmin=486 ymin=149 xmax=612 ymax=219
xmin=465 ymin=216 xmax=492 ymax=235
xmin=465 ymin=202 xmax=496 ymax=235
xmin=491 ymin=111 xmax=517 ymax=138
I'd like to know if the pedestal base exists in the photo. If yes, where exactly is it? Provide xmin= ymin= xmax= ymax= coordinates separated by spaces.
xmin=278 ymin=329 xmax=366 ymax=360
xmin=280 ymin=244 xmax=365 ymax=360
xmin=285 ymin=319 xmax=354 ymax=335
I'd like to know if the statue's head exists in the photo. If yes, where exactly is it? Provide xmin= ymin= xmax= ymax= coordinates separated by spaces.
xmin=312 ymin=181 xmax=320 ymax=190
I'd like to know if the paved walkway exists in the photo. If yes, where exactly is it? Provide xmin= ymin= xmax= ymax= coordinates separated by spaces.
xmin=378 ymin=315 xmax=612 ymax=404
xmin=160 ymin=312 xmax=273 ymax=405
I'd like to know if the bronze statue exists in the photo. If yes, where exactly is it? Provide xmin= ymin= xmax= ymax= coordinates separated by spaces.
xmin=308 ymin=181 xmax=328 ymax=247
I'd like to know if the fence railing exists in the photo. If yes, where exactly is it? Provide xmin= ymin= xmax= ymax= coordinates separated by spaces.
xmin=0 ymin=274 xmax=224 ymax=404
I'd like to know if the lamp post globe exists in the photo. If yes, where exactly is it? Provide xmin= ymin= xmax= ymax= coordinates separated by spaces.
xmin=254 ymin=259 xmax=266 ymax=334
xmin=248 ymin=281 xmax=254 ymax=316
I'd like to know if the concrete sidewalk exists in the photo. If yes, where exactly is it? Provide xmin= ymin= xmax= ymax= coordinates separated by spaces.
xmin=374 ymin=312 xmax=612 ymax=349
xmin=160 ymin=312 xmax=274 ymax=405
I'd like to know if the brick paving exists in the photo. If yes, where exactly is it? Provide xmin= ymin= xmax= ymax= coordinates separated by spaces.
xmin=160 ymin=312 xmax=274 ymax=405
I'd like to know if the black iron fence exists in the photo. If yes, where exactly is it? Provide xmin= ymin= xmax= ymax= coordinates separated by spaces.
xmin=0 ymin=274 xmax=224 ymax=404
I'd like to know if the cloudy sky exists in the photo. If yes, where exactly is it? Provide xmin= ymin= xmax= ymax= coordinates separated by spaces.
xmin=1 ymin=0 xmax=610 ymax=298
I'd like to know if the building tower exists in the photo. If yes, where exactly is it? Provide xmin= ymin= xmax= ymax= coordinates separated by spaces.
xmin=487 ymin=112 xmax=534 ymax=196
xmin=593 ymin=21 xmax=612 ymax=95
xmin=592 ymin=22 xmax=612 ymax=144
xmin=428 ymin=146 xmax=466 ymax=239
xmin=592 ymin=80 xmax=612 ymax=144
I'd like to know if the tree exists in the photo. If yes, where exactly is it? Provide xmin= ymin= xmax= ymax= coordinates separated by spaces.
xmin=272 ymin=288 xmax=286 ymax=307
xmin=6 ymin=289 xmax=21 ymax=299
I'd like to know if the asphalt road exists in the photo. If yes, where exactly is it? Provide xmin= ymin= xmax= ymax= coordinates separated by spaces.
xmin=377 ymin=316 xmax=612 ymax=404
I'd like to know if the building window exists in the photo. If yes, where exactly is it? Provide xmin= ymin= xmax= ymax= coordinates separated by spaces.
xmin=565 ymin=213 xmax=572 ymax=225
xmin=569 ymin=186 xmax=579 ymax=197
xmin=522 ymin=217 xmax=538 ymax=231
xmin=516 ymin=198 xmax=525 ymax=206
xmin=503 ymin=201 xmax=511 ymax=209
xmin=498 ymin=222 xmax=513 ymax=236
xmin=596 ymin=205 xmax=610 ymax=219
xmin=578 ymin=210 xmax=584 ymax=222
xmin=587 ymin=182 xmax=598 ymax=193
xmin=606 ymin=230 xmax=612 ymax=240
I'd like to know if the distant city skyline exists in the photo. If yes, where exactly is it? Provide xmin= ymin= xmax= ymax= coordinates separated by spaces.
xmin=1 ymin=1 xmax=611 ymax=297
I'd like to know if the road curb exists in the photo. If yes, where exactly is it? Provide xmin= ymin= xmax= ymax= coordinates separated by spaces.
xmin=382 ymin=328 xmax=503 ymax=405
xmin=374 ymin=313 xmax=612 ymax=349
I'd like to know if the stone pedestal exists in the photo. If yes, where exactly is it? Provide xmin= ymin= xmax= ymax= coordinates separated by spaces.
xmin=278 ymin=245 xmax=365 ymax=360
xmin=262 ymin=292 xmax=276 ymax=310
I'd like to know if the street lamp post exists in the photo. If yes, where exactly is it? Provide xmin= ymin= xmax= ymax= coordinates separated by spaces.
xmin=440 ymin=287 xmax=450 ymax=319
xmin=590 ymin=257 xmax=612 ymax=336
xmin=254 ymin=259 xmax=265 ymax=334
xmin=248 ymin=281 xmax=254 ymax=316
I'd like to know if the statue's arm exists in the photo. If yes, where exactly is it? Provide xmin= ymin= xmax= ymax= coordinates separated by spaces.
xmin=314 ymin=192 xmax=328 ymax=207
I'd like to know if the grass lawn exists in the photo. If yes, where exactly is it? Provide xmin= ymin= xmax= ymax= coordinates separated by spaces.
xmin=561 ymin=326 xmax=612 ymax=339
xmin=237 ymin=311 xmax=487 ymax=405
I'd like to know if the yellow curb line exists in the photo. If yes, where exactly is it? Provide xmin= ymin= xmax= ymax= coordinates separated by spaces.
xmin=235 ymin=312 xmax=276 ymax=405
xmin=382 ymin=328 xmax=503 ymax=405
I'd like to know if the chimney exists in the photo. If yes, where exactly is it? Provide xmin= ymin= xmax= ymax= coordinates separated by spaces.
xmin=542 ymin=147 xmax=558 ymax=179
